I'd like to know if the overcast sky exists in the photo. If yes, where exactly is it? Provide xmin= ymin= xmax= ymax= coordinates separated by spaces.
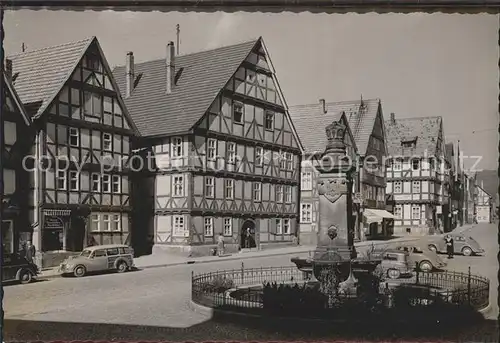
xmin=4 ymin=11 xmax=498 ymax=171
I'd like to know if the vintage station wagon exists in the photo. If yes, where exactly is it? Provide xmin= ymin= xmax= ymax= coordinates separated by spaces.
xmin=59 ymin=244 xmax=134 ymax=277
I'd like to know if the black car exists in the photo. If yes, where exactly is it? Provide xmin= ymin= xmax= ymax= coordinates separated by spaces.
xmin=2 ymin=253 xmax=39 ymax=284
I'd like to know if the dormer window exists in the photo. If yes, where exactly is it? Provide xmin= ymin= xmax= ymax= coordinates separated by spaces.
xmin=401 ymin=137 xmax=417 ymax=149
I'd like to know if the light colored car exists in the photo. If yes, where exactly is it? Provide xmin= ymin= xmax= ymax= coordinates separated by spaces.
xmin=370 ymin=249 xmax=413 ymax=279
xmin=389 ymin=242 xmax=447 ymax=272
xmin=425 ymin=234 xmax=484 ymax=256
xmin=59 ymin=244 xmax=135 ymax=277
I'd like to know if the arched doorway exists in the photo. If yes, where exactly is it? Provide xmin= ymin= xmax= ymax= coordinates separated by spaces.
xmin=240 ymin=219 xmax=257 ymax=249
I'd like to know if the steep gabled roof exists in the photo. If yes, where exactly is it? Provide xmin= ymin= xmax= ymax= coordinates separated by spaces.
xmin=289 ymin=98 xmax=379 ymax=156
xmin=288 ymin=102 xmax=357 ymax=154
xmin=4 ymin=74 xmax=31 ymax=126
xmin=112 ymin=39 xmax=259 ymax=137
xmin=8 ymin=37 xmax=94 ymax=118
xmin=385 ymin=116 xmax=442 ymax=157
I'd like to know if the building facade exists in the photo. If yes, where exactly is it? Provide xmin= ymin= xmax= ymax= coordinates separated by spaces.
xmin=10 ymin=37 xmax=138 ymax=265
xmin=385 ymin=115 xmax=446 ymax=236
xmin=113 ymin=38 xmax=302 ymax=256
xmin=475 ymin=183 xmax=492 ymax=223
xmin=288 ymin=102 xmax=358 ymax=245
xmin=1 ymin=70 xmax=32 ymax=255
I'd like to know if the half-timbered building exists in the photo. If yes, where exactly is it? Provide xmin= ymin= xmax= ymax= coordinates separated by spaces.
xmin=9 ymin=37 xmax=138 ymax=265
xmin=475 ymin=182 xmax=491 ymax=223
xmin=287 ymin=101 xmax=358 ymax=245
xmin=290 ymin=98 xmax=391 ymax=243
xmin=442 ymin=142 xmax=455 ymax=232
xmin=385 ymin=114 xmax=446 ymax=236
xmin=1 ymin=65 xmax=32 ymax=255
xmin=113 ymin=38 xmax=303 ymax=256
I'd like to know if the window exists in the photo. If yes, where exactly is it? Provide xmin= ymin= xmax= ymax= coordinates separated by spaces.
xmin=205 ymin=177 xmax=215 ymax=198
xmin=224 ymin=179 xmax=234 ymax=199
xmin=223 ymin=218 xmax=232 ymax=236
xmin=102 ymin=174 xmax=111 ymax=193
xmin=300 ymin=203 xmax=312 ymax=223
xmin=394 ymin=159 xmax=402 ymax=171
xmin=112 ymin=214 xmax=121 ymax=231
xmin=103 ymin=214 xmax=111 ymax=231
xmin=57 ymin=170 xmax=66 ymax=190
xmin=112 ymin=175 xmax=120 ymax=193
xmin=69 ymin=171 xmax=79 ymax=191
xmin=285 ymin=186 xmax=292 ymax=203
xmin=301 ymin=172 xmax=312 ymax=190
xmin=276 ymin=219 xmax=283 ymax=234
xmin=91 ymin=173 xmax=100 ymax=192
xmin=69 ymin=128 xmax=79 ymax=146
xmin=173 ymin=215 xmax=186 ymax=237
xmin=394 ymin=205 xmax=402 ymax=219
xmin=103 ymin=133 xmax=112 ymax=151
xmin=394 ymin=181 xmax=402 ymax=194
xmin=84 ymin=54 xmax=101 ymax=71
xmin=283 ymin=219 xmax=290 ymax=234
xmin=172 ymin=137 xmax=183 ymax=158
xmin=412 ymin=181 xmax=421 ymax=193
xmin=94 ymin=250 xmax=107 ymax=257
xmin=233 ymin=102 xmax=243 ymax=123
xmin=204 ymin=217 xmax=214 ymax=236
xmin=265 ymin=111 xmax=274 ymax=130
xmin=84 ymin=92 xmax=102 ymax=117
xmin=412 ymin=159 xmax=420 ymax=170
xmin=207 ymin=139 xmax=217 ymax=160
xmin=106 ymin=248 xmax=119 ymax=256
xmin=255 ymin=147 xmax=264 ymax=166
xmin=91 ymin=214 xmax=100 ymax=231
xmin=173 ymin=175 xmax=184 ymax=196
xmin=412 ymin=206 xmax=420 ymax=220
xmin=227 ymin=142 xmax=236 ymax=164
xmin=286 ymin=152 xmax=293 ymax=170
xmin=276 ymin=185 xmax=283 ymax=202
xmin=253 ymin=182 xmax=262 ymax=202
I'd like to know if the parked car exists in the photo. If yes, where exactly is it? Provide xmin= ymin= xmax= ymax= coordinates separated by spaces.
xmin=2 ymin=253 xmax=39 ymax=284
xmin=425 ymin=234 xmax=484 ymax=256
xmin=59 ymin=244 xmax=135 ymax=277
xmin=389 ymin=242 xmax=447 ymax=272
xmin=370 ymin=249 xmax=413 ymax=279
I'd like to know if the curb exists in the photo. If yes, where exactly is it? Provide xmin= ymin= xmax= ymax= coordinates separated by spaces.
xmin=188 ymin=300 xmax=214 ymax=316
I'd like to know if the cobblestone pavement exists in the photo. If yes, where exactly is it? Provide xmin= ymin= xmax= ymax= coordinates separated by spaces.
xmin=4 ymin=223 xmax=497 ymax=341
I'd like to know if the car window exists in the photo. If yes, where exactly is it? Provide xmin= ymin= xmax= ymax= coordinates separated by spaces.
xmin=413 ymin=247 xmax=423 ymax=253
xmin=80 ymin=250 xmax=92 ymax=258
xmin=119 ymin=247 xmax=130 ymax=254
xmin=94 ymin=250 xmax=107 ymax=257
xmin=107 ymin=248 xmax=119 ymax=256
xmin=383 ymin=254 xmax=398 ymax=261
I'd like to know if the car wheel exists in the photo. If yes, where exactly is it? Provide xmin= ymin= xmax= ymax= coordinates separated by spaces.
xmin=73 ymin=265 xmax=86 ymax=277
xmin=387 ymin=268 xmax=401 ymax=279
xmin=419 ymin=260 xmax=433 ymax=273
xmin=19 ymin=269 xmax=33 ymax=284
xmin=462 ymin=247 xmax=473 ymax=256
xmin=428 ymin=244 xmax=437 ymax=252
xmin=116 ymin=261 xmax=128 ymax=273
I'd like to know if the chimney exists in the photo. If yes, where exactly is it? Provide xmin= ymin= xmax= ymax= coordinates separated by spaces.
xmin=319 ymin=99 xmax=327 ymax=114
xmin=5 ymin=59 xmax=12 ymax=80
xmin=390 ymin=112 xmax=395 ymax=124
xmin=166 ymin=41 xmax=175 ymax=94
xmin=125 ymin=52 xmax=134 ymax=98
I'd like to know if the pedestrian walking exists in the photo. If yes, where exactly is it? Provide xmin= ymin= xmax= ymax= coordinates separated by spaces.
xmin=25 ymin=240 xmax=36 ymax=263
xmin=445 ymin=234 xmax=454 ymax=259
xmin=217 ymin=233 xmax=225 ymax=256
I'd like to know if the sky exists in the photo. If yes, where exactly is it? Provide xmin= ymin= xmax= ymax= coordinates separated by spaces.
xmin=4 ymin=10 xmax=499 ymax=171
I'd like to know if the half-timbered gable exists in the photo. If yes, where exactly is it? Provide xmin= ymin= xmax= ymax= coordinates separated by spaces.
xmin=10 ymin=37 xmax=138 ymax=261
xmin=113 ymin=37 xmax=302 ymax=256
xmin=475 ymin=184 xmax=491 ymax=223
xmin=2 ymin=71 xmax=32 ymax=254
xmin=288 ymin=103 xmax=357 ymax=245
xmin=384 ymin=115 xmax=444 ymax=235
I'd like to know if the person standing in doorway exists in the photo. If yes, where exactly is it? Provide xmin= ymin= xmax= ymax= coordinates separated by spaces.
xmin=444 ymin=234 xmax=454 ymax=259
xmin=245 ymin=228 xmax=251 ymax=249
xmin=25 ymin=240 xmax=36 ymax=263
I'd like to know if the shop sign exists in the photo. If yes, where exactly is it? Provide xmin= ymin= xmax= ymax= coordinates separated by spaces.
xmin=44 ymin=216 xmax=64 ymax=230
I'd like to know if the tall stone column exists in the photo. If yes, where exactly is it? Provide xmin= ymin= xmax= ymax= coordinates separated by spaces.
xmin=313 ymin=120 xmax=356 ymax=262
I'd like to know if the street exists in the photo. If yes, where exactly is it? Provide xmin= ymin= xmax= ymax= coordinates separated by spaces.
xmin=3 ymin=222 xmax=498 ymax=341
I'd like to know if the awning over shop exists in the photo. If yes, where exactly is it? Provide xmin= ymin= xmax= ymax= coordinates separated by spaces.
xmin=363 ymin=209 xmax=397 ymax=224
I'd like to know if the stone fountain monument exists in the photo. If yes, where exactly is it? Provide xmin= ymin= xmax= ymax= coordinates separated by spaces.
xmin=292 ymin=119 xmax=381 ymax=295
